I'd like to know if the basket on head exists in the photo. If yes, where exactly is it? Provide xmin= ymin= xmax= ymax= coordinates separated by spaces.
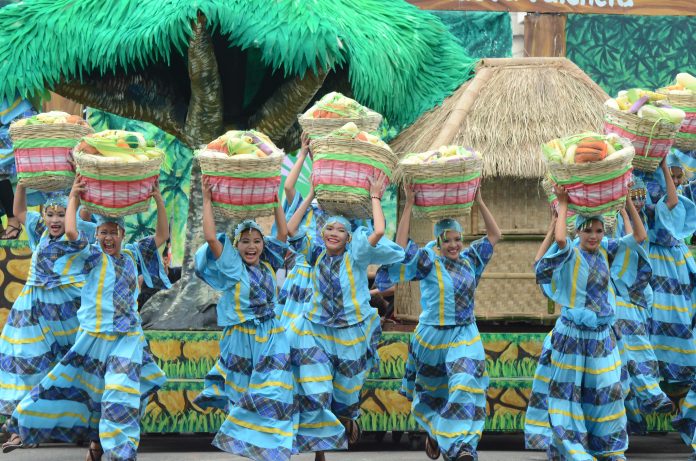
xmin=603 ymin=105 xmax=680 ymax=172
xmin=311 ymin=137 xmax=398 ymax=219
xmin=298 ymin=92 xmax=383 ymax=138
xmin=398 ymin=148 xmax=483 ymax=220
xmin=74 ymin=150 xmax=163 ymax=218
xmin=10 ymin=122 xmax=93 ymax=191
xmin=657 ymin=90 xmax=696 ymax=151
xmin=545 ymin=136 xmax=634 ymax=217
xmin=197 ymin=150 xmax=283 ymax=220
xmin=298 ymin=110 xmax=382 ymax=139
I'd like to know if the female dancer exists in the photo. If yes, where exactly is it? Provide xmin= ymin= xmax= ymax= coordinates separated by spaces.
xmin=10 ymin=177 xmax=169 ymax=461
xmin=192 ymin=178 xmax=293 ymax=461
xmin=612 ymin=178 xmax=672 ymax=433
xmin=287 ymin=176 xmax=404 ymax=460
xmin=640 ymin=156 xmax=696 ymax=384
xmin=534 ymin=186 xmax=648 ymax=460
xmin=375 ymin=186 xmax=500 ymax=461
xmin=0 ymin=183 xmax=95 ymax=451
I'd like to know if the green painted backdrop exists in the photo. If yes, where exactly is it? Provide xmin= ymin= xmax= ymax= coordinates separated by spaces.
xmin=567 ymin=14 xmax=696 ymax=97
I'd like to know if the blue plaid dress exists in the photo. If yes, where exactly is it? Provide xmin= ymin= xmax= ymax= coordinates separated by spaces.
xmin=287 ymin=227 xmax=404 ymax=453
xmin=529 ymin=236 xmax=650 ymax=461
xmin=375 ymin=238 xmax=494 ymax=460
xmin=194 ymin=233 xmax=293 ymax=461
xmin=0 ymin=212 xmax=93 ymax=418
xmin=11 ymin=236 xmax=169 ymax=461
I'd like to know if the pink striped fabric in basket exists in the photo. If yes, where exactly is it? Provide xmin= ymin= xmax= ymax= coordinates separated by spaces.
xmin=603 ymin=123 xmax=673 ymax=159
xmin=414 ymin=177 xmax=480 ymax=207
xmin=15 ymin=147 xmax=73 ymax=174
xmin=312 ymin=159 xmax=384 ymax=190
xmin=205 ymin=175 xmax=280 ymax=207
xmin=81 ymin=176 xmax=157 ymax=213
xmin=565 ymin=170 xmax=631 ymax=215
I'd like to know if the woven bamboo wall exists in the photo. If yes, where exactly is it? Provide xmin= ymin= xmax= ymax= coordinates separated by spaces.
xmin=394 ymin=177 xmax=558 ymax=323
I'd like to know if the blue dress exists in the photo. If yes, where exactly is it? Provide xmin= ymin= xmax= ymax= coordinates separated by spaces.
xmin=11 ymin=236 xmax=169 ymax=461
xmin=639 ymin=170 xmax=696 ymax=383
xmin=376 ymin=237 xmax=494 ymax=460
xmin=0 ymin=212 xmax=94 ymax=418
xmin=0 ymin=97 xmax=35 ymax=176
xmin=287 ymin=227 xmax=404 ymax=453
xmin=275 ymin=192 xmax=371 ymax=327
xmin=532 ymin=236 xmax=648 ymax=461
xmin=193 ymin=234 xmax=293 ymax=461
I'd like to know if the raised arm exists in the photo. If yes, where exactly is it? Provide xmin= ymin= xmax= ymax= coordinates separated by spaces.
xmin=625 ymin=193 xmax=646 ymax=243
xmin=274 ymin=202 xmax=288 ymax=243
xmin=553 ymin=185 xmax=569 ymax=249
xmin=65 ymin=176 xmax=85 ymax=241
xmin=368 ymin=173 xmax=387 ymax=247
xmin=283 ymin=132 xmax=310 ymax=205
xmin=287 ymin=186 xmax=314 ymax=237
xmin=202 ymin=177 xmax=223 ymax=259
xmin=535 ymin=211 xmax=558 ymax=263
xmin=475 ymin=188 xmax=501 ymax=245
xmin=152 ymin=180 xmax=170 ymax=248
xmin=12 ymin=183 xmax=27 ymax=225
xmin=395 ymin=184 xmax=415 ymax=249
xmin=619 ymin=208 xmax=633 ymax=236
xmin=662 ymin=158 xmax=679 ymax=210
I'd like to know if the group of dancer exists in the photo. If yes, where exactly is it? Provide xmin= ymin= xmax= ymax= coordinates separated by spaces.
xmin=1 ymin=135 xmax=696 ymax=461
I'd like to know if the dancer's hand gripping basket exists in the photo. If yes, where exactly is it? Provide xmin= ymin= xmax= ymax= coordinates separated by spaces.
xmin=603 ymin=105 xmax=679 ymax=172
xmin=398 ymin=146 xmax=482 ymax=220
xmin=9 ymin=112 xmax=93 ymax=191
xmin=543 ymin=133 xmax=634 ymax=217
xmin=310 ymin=123 xmax=397 ymax=219
xmin=73 ymin=130 xmax=163 ymax=218
xmin=196 ymin=130 xmax=283 ymax=220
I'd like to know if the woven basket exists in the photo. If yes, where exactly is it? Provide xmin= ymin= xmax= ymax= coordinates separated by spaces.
xmin=657 ymin=90 xmax=696 ymax=151
xmin=298 ymin=110 xmax=383 ymax=138
xmin=311 ymin=137 xmax=398 ymax=219
xmin=197 ymin=151 xmax=283 ymax=220
xmin=74 ymin=151 xmax=162 ymax=217
xmin=545 ymin=137 xmax=634 ymax=217
xmin=399 ymin=155 xmax=483 ymax=220
xmin=9 ymin=123 xmax=93 ymax=191
xmin=603 ymin=105 xmax=679 ymax=172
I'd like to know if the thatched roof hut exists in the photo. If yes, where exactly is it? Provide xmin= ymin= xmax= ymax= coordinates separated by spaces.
xmin=389 ymin=57 xmax=609 ymax=323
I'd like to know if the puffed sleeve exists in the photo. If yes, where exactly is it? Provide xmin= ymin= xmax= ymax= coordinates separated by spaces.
xmin=195 ymin=233 xmax=242 ymax=291
xmin=288 ymin=229 xmax=324 ymax=266
xmin=350 ymin=227 xmax=405 ymax=268
xmin=608 ymin=234 xmax=653 ymax=309
xmin=653 ymin=195 xmax=696 ymax=240
xmin=24 ymin=211 xmax=45 ymax=250
xmin=461 ymin=237 xmax=494 ymax=283
xmin=125 ymin=236 xmax=172 ymax=290
xmin=535 ymin=238 xmax=573 ymax=286
xmin=262 ymin=236 xmax=288 ymax=271
xmin=374 ymin=239 xmax=435 ymax=290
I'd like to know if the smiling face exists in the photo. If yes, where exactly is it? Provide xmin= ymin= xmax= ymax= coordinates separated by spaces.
xmin=670 ymin=166 xmax=685 ymax=188
xmin=96 ymin=222 xmax=124 ymax=256
xmin=438 ymin=230 xmax=464 ymax=261
xmin=236 ymin=229 xmax=264 ymax=265
xmin=578 ymin=219 xmax=604 ymax=252
xmin=43 ymin=206 xmax=66 ymax=237
xmin=323 ymin=222 xmax=350 ymax=255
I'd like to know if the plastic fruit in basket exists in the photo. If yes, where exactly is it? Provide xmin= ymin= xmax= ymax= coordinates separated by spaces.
xmin=204 ymin=129 xmax=278 ymax=159
xmin=604 ymin=88 xmax=686 ymax=125
xmin=330 ymin=122 xmax=389 ymax=149
xmin=401 ymin=145 xmax=480 ymax=165
xmin=11 ymin=111 xmax=88 ymax=127
xmin=76 ymin=130 xmax=161 ymax=162
xmin=542 ymin=133 xmax=624 ymax=165
xmin=305 ymin=92 xmax=368 ymax=119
